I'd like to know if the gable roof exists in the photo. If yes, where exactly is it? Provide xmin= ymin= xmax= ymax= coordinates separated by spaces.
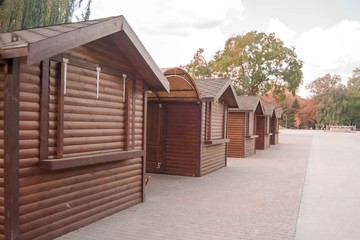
xmin=263 ymin=104 xmax=275 ymax=117
xmin=235 ymin=96 xmax=262 ymax=112
xmin=0 ymin=16 xmax=169 ymax=92
xmin=195 ymin=78 xmax=238 ymax=107
xmin=274 ymin=108 xmax=283 ymax=119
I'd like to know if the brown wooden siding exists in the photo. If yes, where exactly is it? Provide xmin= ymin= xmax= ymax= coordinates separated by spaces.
xmin=256 ymin=116 xmax=265 ymax=150
xmin=0 ymin=65 xmax=5 ymax=239
xmin=17 ymin=51 xmax=145 ymax=239
xmin=270 ymin=118 xmax=279 ymax=145
xmin=211 ymin=102 xmax=225 ymax=139
xmin=200 ymin=102 xmax=227 ymax=176
xmin=248 ymin=112 xmax=254 ymax=136
xmin=244 ymin=138 xmax=256 ymax=157
xmin=227 ymin=112 xmax=245 ymax=158
xmin=244 ymin=112 xmax=256 ymax=157
xmin=164 ymin=103 xmax=199 ymax=177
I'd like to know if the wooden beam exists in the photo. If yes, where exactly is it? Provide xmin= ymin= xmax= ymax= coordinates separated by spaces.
xmin=39 ymin=59 xmax=49 ymax=160
xmin=4 ymin=57 xmax=20 ymax=240
xmin=142 ymin=87 xmax=148 ymax=202
xmin=50 ymin=55 xmax=136 ymax=81
xmin=131 ymin=80 xmax=136 ymax=149
xmin=39 ymin=150 xmax=144 ymax=170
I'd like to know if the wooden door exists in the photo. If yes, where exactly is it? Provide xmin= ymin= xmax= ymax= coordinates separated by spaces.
xmin=146 ymin=103 xmax=165 ymax=173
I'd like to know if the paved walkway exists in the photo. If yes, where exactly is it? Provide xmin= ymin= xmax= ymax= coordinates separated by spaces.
xmin=294 ymin=130 xmax=360 ymax=240
xmin=57 ymin=130 xmax=360 ymax=240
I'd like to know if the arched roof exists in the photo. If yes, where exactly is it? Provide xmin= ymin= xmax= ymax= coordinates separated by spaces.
xmin=148 ymin=67 xmax=200 ymax=101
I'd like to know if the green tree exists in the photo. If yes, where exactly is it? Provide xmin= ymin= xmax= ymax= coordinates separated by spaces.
xmin=208 ymin=31 xmax=303 ymax=101
xmin=182 ymin=48 xmax=212 ymax=78
xmin=306 ymin=74 xmax=348 ymax=125
xmin=346 ymin=67 xmax=360 ymax=128
xmin=0 ymin=0 xmax=92 ymax=32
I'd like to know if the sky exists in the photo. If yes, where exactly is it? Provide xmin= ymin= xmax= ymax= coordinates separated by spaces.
xmin=90 ymin=0 xmax=360 ymax=97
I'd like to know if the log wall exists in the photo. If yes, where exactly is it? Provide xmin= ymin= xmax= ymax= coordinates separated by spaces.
xmin=0 ymin=65 xmax=5 ymax=239
xmin=16 ymin=45 xmax=145 ymax=239
xmin=201 ymin=102 xmax=227 ymax=176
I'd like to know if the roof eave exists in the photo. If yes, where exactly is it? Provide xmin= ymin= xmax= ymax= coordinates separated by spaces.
xmin=0 ymin=45 xmax=28 ymax=59
xmin=26 ymin=17 xmax=124 ymax=65
xmin=119 ymin=18 xmax=169 ymax=92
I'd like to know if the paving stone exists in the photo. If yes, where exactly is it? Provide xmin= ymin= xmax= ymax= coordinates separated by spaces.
xmin=58 ymin=131 xmax=312 ymax=240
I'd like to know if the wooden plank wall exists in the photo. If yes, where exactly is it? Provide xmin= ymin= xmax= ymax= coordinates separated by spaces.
xmin=17 ymin=52 xmax=145 ymax=239
xmin=165 ymin=103 xmax=199 ymax=177
xmin=264 ymin=117 xmax=271 ymax=149
xmin=244 ymin=112 xmax=256 ymax=157
xmin=270 ymin=118 xmax=279 ymax=145
xmin=201 ymin=102 xmax=227 ymax=176
xmin=255 ymin=116 xmax=265 ymax=150
xmin=0 ymin=65 xmax=5 ymax=239
xmin=227 ymin=112 xmax=244 ymax=158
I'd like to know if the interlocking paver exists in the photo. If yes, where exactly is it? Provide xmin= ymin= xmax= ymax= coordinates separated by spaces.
xmin=58 ymin=131 xmax=312 ymax=240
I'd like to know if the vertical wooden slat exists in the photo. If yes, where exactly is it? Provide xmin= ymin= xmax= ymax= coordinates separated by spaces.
xmin=242 ymin=113 xmax=247 ymax=157
xmin=196 ymin=103 xmax=202 ymax=177
xmin=131 ymin=80 xmax=136 ymax=149
xmin=124 ymin=79 xmax=131 ymax=151
xmin=56 ymin=61 xmax=65 ymax=158
xmin=142 ymin=87 xmax=148 ymax=202
xmin=205 ymin=102 xmax=212 ymax=141
xmin=40 ymin=59 xmax=49 ymax=160
xmin=4 ymin=58 xmax=20 ymax=240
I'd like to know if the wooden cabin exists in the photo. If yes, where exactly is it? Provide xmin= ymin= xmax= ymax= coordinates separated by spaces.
xmin=255 ymin=103 xmax=274 ymax=150
xmin=228 ymin=96 xmax=264 ymax=158
xmin=0 ymin=16 xmax=169 ymax=239
xmin=147 ymin=72 xmax=238 ymax=177
xmin=270 ymin=108 xmax=282 ymax=145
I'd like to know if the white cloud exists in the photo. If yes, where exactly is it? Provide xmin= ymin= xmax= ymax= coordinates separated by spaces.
xmin=267 ymin=18 xmax=296 ymax=47
xmin=90 ymin=0 xmax=245 ymax=67
xmin=296 ymin=20 xmax=360 ymax=88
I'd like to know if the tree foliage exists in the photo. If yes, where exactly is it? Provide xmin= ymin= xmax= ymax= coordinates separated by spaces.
xmin=185 ymin=31 xmax=303 ymax=101
xmin=182 ymin=48 xmax=211 ymax=79
xmin=0 ymin=0 xmax=92 ymax=32
xmin=346 ymin=67 xmax=360 ymax=126
xmin=306 ymin=74 xmax=347 ymax=125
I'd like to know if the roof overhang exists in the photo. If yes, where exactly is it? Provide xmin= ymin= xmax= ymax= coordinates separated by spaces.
xmin=0 ymin=16 xmax=169 ymax=92
xmin=148 ymin=67 xmax=200 ymax=101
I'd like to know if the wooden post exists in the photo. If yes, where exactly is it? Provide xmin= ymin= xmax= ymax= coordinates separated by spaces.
xmin=4 ymin=58 xmax=20 ymax=240
xmin=142 ymin=87 xmax=148 ymax=202
xmin=131 ymin=80 xmax=136 ymax=150
xmin=196 ymin=102 xmax=202 ymax=177
xmin=124 ymin=78 xmax=131 ymax=151
xmin=40 ymin=59 xmax=49 ymax=160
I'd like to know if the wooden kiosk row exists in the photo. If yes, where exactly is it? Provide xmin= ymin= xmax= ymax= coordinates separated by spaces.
xmin=0 ymin=16 xmax=170 ymax=239
xmin=147 ymin=70 xmax=238 ymax=177
xmin=0 ymin=16 xmax=283 ymax=239
xmin=228 ymin=97 xmax=282 ymax=158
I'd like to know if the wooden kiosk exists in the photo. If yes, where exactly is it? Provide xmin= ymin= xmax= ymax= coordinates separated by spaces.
xmin=228 ymin=96 xmax=264 ymax=158
xmin=255 ymin=104 xmax=274 ymax=150
xmin=147 ymin=71 xmax=238 ymax=177
xmin=0 ymin=16 xmax=169 ymax=239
